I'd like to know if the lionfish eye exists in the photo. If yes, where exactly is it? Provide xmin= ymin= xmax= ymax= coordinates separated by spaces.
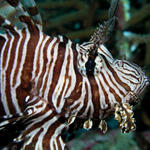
xmin=118 ymin=60 xmax=124 ymax=68
xmin=85 ymin=57 xmax=96 ymax=76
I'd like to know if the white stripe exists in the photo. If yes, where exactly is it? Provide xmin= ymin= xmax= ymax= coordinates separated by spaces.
xmin=32 ymin=31 xmax=44 ymax=80
xmin=35 ymin=116 xmax=59 ymax=149
xmin=70 ymin=79 xmax=85 ymax=114
xmin=102 ymin=69 xmax=124 ymax=100
xmin=1 ymin=32 xmax=14 ymax=115
xmin=82 ymin=77 xmax=94 ymax=118
xmin=10 ymin=30 xmax=22 ymax=113
xmin=57 ymin=78 xmax=69 ymax=113
xmin=56 ymin=41 xmax=76 ymax=113
xmin=59 ymin=136 xmax=65 ymax=150
xmin=0 ymin=33 xmax=8 ymax=114
xmin=64 ymin=40 xmax=76 ymax=98
xmin=10 ymin=29 xmax=31 ymax=113
xmin=14 ymin=28 xmax=30 ymax=87
xmin=34 ymin=35 xmax=50 ymax=88
xmin=21 ymin=109 xmax=53 ymax=149
xmin=106 ymin=65 xmax=127 ymax=94
xmin=44 ymin=37 xmax=58 ymax=99
xmin=39 ymin=37 xmax=56 ymax=96
xmin=52 ymin=41 xmax=69 ymax=112
xmin=95 ymin=76 xmax=108 ymax=110
xmin=26 ymin=109 xmax=53 ymax=130
xmin=50 ymin=124 xmax=66 ymax=150
xmin=99 ymin=73 xmax=117 ymax=106
xmin=117 ymin=69 xmax=139 ymax=84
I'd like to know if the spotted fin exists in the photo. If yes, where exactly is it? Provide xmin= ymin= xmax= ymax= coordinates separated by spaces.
xmin=0 ymin=0 xmax=42 ymax=31
xmin=20 ymin=0 xmax=42 ymax=29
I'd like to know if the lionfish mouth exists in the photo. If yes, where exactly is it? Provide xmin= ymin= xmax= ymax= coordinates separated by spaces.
xmin=130 ymin=75 xmax=150 ymax=106
xmin=137 ymin=75 xmax=150 ymax=96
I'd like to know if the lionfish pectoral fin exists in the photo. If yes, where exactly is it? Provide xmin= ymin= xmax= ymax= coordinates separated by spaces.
xmin=23 ymin=95 xmax=50 ymax=118
xmin=114 ymin=103 xmax=136 ymax=133
xmin=15 ymin=96 xmax=67 ymax=150
xmin=14 ymin=131 xmax=66 ymax=150
xmin=0 ymin=112 xmax=24 ymax=130
xmin=21 ymin=0 xmax=43 ymax=30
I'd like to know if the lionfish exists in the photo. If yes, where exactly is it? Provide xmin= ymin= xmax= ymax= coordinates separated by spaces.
xmin=0 ymin=0 xmax=149 ymax=149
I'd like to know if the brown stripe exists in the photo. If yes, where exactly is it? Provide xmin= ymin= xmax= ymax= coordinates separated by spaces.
xmin=53 ymin=141 xmax=57 ymax=150
xmin=56 ymin=136 xmax=62 ymax=150
xmin=43 ymin=119 xmax=65 ymax=149
xmin=5 ymin=29 xmax=20 ymax=114
xmin=56 ymin=45 xmax=72 ymax=108
xmin=13 ymin=29 xmax=26 ymax=86
xmin=104 ymin=56 xmax=131 ymax=92
xmin=55 ymin=41 xmax=69 ymax=107
xmin=19 ymin=15 xmax=38 ymax=32
xmin=34 ymin=36 xmax=44 ymax=81
xmin=101 ymin=72 xmax=121 ymax=103
xmin=28 ymin=7 xmax=39 ymax=16
xmin=70 ymin=101 xmax=81 ymax=113
xmin=88 ymin=76 xmax=100 ymax=118
xmin=35 ymin=36 xmax=52 ymax=93
xmin=21 ymin=28 xmax=40 ymax=90
xmin=47 ymin=40 xmax=67 ymax=103
xmin=16 ymin=29 xmax=40 ymax=112
xmin=118 ymin=69 xmax=139 ymax=81
xmin=40 ymin=37 xmax=56 ymax=97
xmin=24 ymin=128 xmax=44 ymax=150
xmin=3 ymin=24 xmax=17 ymax=35
xmin=106 ymin=70 xmax=125 ymax=96
xmin=7 ymin=0 xmax=19 ymax=7
xmin=14 ymin=29 xmax=28 ymax=112
xmin=77 ymin=82 xmax=89 ymax=117
xmin=2 ymin=33 xmax=11 ymax=70
xmin=97 ymin=76 xmax=110 ymax=109
xmin=21 ymin=110 xmax=56 ymax=140
xmin=69 ymin=42 xmax=82 ymax=101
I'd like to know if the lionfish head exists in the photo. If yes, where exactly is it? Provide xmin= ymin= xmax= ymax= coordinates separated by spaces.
xmin=95 ymin=45 xmax=149 ymax=133
xmin=88 ymin=20 xmax=150 ymax=106
xmin=113 ymin=59 xmax=150 ymax=103
xmin=78 ymin=21 xmax=150 ymax=133
xmin=95 ymin=44 xmax=150 ymax=105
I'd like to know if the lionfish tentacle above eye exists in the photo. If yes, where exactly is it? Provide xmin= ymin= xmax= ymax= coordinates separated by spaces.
xmin=0 ymin=0 xmax=149 ymax=149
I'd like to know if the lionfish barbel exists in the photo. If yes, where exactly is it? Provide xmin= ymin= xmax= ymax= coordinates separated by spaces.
xmin=0 ymin=0 xmax=149 ymax=149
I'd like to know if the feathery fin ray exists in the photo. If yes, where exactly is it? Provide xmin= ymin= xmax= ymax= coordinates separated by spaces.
xmin=0 ymin=0 xmax=42 ymax=31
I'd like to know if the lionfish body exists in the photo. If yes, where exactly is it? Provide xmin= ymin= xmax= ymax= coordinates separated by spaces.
xmin=0 ymin=0 xmax=149 ymax=149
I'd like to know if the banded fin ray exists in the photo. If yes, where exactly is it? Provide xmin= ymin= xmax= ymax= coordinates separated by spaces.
xmin=14 ymin=96 xmax=67 ymax=150
xmin=0 ymin=0 xmax=42 ymax=31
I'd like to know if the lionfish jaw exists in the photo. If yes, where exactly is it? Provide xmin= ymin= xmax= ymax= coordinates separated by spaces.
xmin=136 ymin=74 xmax=150 ymax=97
xmin=114 ymin=75 xmax=150 ymax=133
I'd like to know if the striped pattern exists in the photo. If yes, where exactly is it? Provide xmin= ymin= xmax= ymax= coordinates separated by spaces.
xmin=0 ymin=0 xmax=149 ymax=149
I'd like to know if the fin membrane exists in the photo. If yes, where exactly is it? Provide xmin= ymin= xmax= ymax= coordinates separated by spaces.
xmin=0 ymin=0 xmax=42 ymax=30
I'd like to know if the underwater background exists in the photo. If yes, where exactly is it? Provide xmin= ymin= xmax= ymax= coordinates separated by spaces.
xmin=0 ymin=0 xmax=150 ymax=149
xmin=35 ymin=0 xmax=150 ymax=149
